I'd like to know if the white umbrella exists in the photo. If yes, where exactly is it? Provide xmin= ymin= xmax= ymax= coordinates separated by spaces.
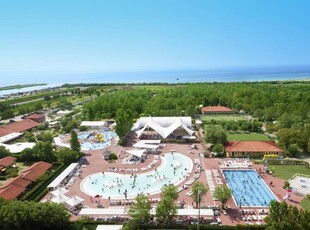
xmin=65 ymin=195 xmax=84 ymax=207
xmin=51 ymin=187 xmax=68 ymax=197
xmin=51 ymin=194 xmax=70 ymax=204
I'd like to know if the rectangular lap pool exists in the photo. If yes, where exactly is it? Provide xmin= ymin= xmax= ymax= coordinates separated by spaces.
xmin=222 ymin=169 xmax=278 ymax=207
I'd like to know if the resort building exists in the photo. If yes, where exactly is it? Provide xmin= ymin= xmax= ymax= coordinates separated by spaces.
xmin=0 ymin=119 xmax=40 ymax=139
xmin=24 ymin=113 xmax=46 ymax=123
xmin=201 ymin=106 xmax=233 ymax=114
xmin=132 ymin=116 xmax=195 ymax=139
xmin=56 ymin=110 xmax=72 ymax=117
xmin=0 ymin=113 xmax=46 ymax=142
xmin=0 ymin=161 xmax=52 ymax=200
xmin=0 ymin=156 xmax=17 ymax=174
xmin=225 ymin=141 xmax=284 ymax=158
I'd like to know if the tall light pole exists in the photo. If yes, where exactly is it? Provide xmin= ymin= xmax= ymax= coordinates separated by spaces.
xmin=197 ymin=189 xmax=201 ymax=230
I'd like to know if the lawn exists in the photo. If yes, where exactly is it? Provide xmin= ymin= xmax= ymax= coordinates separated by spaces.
xmin=270 ymin=165 xmax=310 ymax=180
xmin=201 ymin=114 xmax=245 ymax=123
xmin=227 ymin=132 xmax=270 ymax=141
xmin=300 ymin=198 xmax=310 ymax=211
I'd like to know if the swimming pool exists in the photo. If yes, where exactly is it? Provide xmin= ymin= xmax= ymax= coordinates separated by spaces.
xmin=78 ymin=130 xmax=117 ymax=150
xmin=222 ymin=170 xmax=278 ymax=207
xmin=80 ymin=152 xmax=193 ymax=199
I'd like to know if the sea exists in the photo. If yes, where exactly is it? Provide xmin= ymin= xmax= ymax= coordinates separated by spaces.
xmin=0 ymin=66 xmax=309 ymax=96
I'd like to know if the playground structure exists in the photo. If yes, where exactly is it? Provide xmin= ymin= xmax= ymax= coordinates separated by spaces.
xmin=95 ymin=133 xmax=104 ymax=143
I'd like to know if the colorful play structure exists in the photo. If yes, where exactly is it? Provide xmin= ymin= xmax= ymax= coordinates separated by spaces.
xmin=95 ymin=133 xmax=104 ymax=142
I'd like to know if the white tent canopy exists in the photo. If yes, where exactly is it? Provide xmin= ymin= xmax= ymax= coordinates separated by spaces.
xmin=140 ymin=140 xmax=161 ymax=144
xmin=133 ymin=117 xmax=195 ymax=139
xmin=133 ymin=142 xmax=159 ymax=149
xmin=51 ymin=194 xmax=70 ymax=204
xmin=56 ymin=110 xmax=72 ymax=116
xmin=80 ymin=208 xmax=214 ymax=216
xmin=53 ymin=136 xmax=70 ymax=149
xmin=48 ymin=163 xmax=79 ymax=189
xmin=126 ymin=149 xmax=146 ymax=158
xmin=51 ymin=187 xmax=68 ymax=196
xmin=0 ymin=132 xmax=23 ymax=143
xmin=65 ymin=196 xmax=84 ymax=207
xmin=80 ymin=121 xmax=106 ymax=127
xmin=0 ymin=142 xmax=35 ymax=153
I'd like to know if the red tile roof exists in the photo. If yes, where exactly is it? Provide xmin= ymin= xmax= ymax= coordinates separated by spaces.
xmin=202 ymin=106 xmax=233 ymax=113
xmin=24 ymin=113 xmax=45 ymax=120
xmin=21 ymin=161 xmax=52 ymax=181
xmin=0 ymin=119 xmax=39 ymax=137
xmin=24 ymin=113 xmax=46 ymax=123
xmin=0 ymin=156 xmax=17 ymax=167
xmin=0 ymin=161 xmax=51 ymax=200
xmin=225 ymin=141 xmax=284 ymax=153
xmin=0 ymin=176 xmax=32 ymax=189
xmin=0 ymin=184 xmax=26 ymax=200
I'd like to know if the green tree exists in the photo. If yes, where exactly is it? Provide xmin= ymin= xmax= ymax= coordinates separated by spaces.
xmin=204 ymin=125 xmax=227 ymax=145
xmin=115 ymin=109 xmax=134 ymax=139
xmin=23 ymin=131 xmax=36 ymax=142
xmin=33 ymin=142 xmax=55 ymax=162
xmin=161 ymin=184 xmax=178 ymax=200
xmin=212 ymin=144 xmax=225 ymax=156
xmin=56 ymin=149 xmax=79 ymax=164
xmin=191 ymin=181 xmax=208 ymax=208
xmin=20 ymin=148 xmax=37 ymax=162
xmin=283 ymin=181 xmax=290 ymax=190
xmin=0 ymin=146 xmax=10 ymax=158
xmin=128 ymin=194 xmax=151 ymax=224
xmin=0 ymin=200 xmax=71 ymax=230
xmin=277 ymin=128 xmax=297 ymax=150
xmin=156 ymin=196 xmax=177 ymax=223
xmin=70 ymin=130 xmax=81 ymax=152
xmin=36 ymin=131 xmax=53 ymax=142
xmin=213 ymin=185 xmax=231 ymax=209
xmin=155 ymin=184 xmax=178 ymax=223
xmin=265 ymin=200 xmax=310 ymax=230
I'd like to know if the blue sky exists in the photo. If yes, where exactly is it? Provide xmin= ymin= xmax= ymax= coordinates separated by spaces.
xmin=0 ymin=0 xmax=309 ymax=73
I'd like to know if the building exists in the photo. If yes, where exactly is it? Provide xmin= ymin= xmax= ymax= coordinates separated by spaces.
xmin=225 ymin=141 xmax=284 ymax=158
xmin=132 ymin=117 xmax=195 ymax=139
xmin=0 ymin=119 xmax=40 ymax=139
xmin=0 ymin=161 xmax=52 ymax=200
xmin=0 ymin=156 xmax=17 ymax=173
xmin=201 ymin=106 xmax=233 ymax=114
xmin=24 ymin=113 xmax=46 ymax=123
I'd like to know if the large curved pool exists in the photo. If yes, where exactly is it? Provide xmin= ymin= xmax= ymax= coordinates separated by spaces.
xmin=80 ymin=152 xmax=193 ymax=199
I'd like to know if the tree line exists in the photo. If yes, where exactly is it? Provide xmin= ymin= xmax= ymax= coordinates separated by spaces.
xmin=84 ymin=82 xmax=310 ymax=153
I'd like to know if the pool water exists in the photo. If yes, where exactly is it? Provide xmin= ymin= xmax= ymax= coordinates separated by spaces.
xmin=78 ymin=130 xmax=117 ymax=150
xmin=223 ymin=170 xmax=278 ymax=207
xmin=80 ymin=152 xmax=193 ymax=199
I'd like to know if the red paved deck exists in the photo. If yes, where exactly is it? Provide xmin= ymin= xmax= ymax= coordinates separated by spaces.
xmin=45 ymin=134 xmax=303 ymax=226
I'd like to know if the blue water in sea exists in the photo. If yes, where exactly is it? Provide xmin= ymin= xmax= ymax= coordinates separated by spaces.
xmin=1 ymin=66 xmax=309 ymax=95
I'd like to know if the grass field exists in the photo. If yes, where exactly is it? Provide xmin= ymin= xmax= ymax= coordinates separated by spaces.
xmin=201 ymin=114 xmax=245 ymax=122
xmin=270 ymin=165 xmax=310 ymax=180
xmin=300 ymin=198 xmax=310 ymax=211
xmin=227 ymin=132 xmax=270 ymax=141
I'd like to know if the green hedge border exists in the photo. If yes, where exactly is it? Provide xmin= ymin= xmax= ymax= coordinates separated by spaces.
xmin=120 ymin=223 xmax=265 ymax=230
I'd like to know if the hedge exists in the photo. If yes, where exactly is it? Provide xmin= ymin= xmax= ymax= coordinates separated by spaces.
xmin=20 ymin=162 xmax=66 ymax=201
xmin=161 ymin=139 xmax=200 ymax=144
xmin=126 ymin=224 xmax=265 ymax=230
xmin=266 ymin=159 xmax=309 ymax=167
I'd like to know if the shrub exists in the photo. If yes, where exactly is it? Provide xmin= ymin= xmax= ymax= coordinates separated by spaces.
xmin=109 ymin=153 xmax=118 ymax=161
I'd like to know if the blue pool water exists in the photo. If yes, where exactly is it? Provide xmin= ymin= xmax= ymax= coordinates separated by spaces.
xmin=222 ymin=170 xmax=278 ymax=207
xmin=80 ymin=152 xmax=193 ymax=199
xmin=78 ymin=130 xmax=117 ymax=150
